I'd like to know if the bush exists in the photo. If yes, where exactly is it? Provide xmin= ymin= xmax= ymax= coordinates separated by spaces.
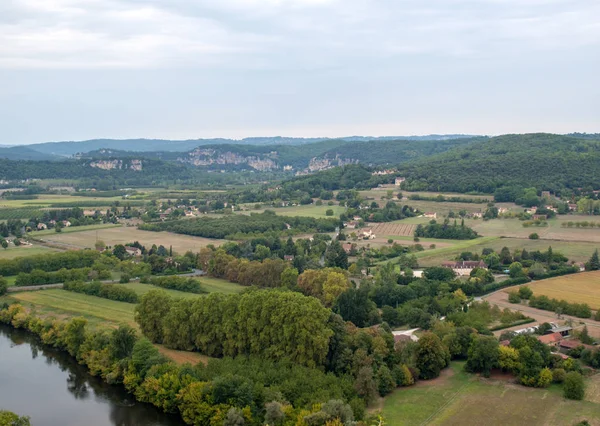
xmin=148 ymin=276 xmax=206 ymax=294
xmin=518 ymin=286 xmax=533 ymax=299
xmin=63 ymin=280 xmax=139 ymax=303
xmin=552 ymin=368 xmax=566 ymax=383
xmin=508 ymin=292 xmax=521 ymax=304
xmin=119 ymin=274 xmax=131 ymax=284
xmin=563 ymin=371 xmax=585 ymax=400
xmin=326 ymin=209 xmax=334 ymax=216
xmin=529 ymin=233 xmax=539 ymax=240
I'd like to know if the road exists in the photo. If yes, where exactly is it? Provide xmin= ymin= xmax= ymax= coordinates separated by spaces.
xmin=482 ymin=288 xmax=600 ymax=338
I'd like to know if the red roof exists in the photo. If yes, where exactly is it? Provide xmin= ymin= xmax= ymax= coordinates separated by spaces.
xmin=559 ymin=340 xmax=586 ymax=349
xmin=537 ymin=332 xmax=562 ymax=345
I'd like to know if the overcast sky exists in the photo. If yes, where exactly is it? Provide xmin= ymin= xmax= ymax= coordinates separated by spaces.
xmin=1 ymin=0 xmax=598 ymax=144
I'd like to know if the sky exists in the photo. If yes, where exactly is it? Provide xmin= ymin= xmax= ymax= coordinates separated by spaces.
xmin=0 ymin=0 xmax=599 ymax=145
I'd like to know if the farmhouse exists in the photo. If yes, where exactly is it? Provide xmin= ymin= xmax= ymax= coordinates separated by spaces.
xmin=559 ymin=339 xmax=592 ymax=354
xmin=442 ymin=260 xmax=487 ymax=276
xmin=471 ymin=212 xmax=483 ymax=219
xmin=537 ymin=332 xmax=563 ymax=347
xmin=284 ymin=255 xmax=295 ymax=261
xmin=569 ymin=204 xmax=578 ymax=211
xmin=124 ymin=246 xmax=142 ymax=257
xmin=361 ymin=228 xmax=376 ymax=239
xmin=342 ymin=243 xmax=353 ymax=254
xmin=394 ymin=177 xmax=406 ymax=186
xmin=37 ymin=223 xmax=47 ymax=230
xmin=423 ymin=212 xmax=437 ymax=219
xmin=344 ymin=221 xmax=359 ymax=229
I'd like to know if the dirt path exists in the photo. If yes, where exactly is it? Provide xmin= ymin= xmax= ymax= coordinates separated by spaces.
xmin=483 ymin=289 xmax=600 ymax=338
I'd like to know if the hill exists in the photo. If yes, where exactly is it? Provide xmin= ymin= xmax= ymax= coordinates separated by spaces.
xmin=0 ymin=146 xmax=60 ymax=161
xmin=398 ymin=133 xmax=600 ymax=194
xmin=23 ymin=134 xmax=478 ymax=157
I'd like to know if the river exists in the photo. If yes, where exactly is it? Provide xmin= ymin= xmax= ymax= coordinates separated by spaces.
xmin=0 ymin=324 xmax=184 ymax=426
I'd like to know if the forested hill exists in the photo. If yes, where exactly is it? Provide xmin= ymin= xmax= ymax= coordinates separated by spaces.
xmin=24 ymin=134 xmax=477 ymax=157
xmin=398 ymin=133 xmax=600 ymax=193
xmin=319 ymin=137 xmax=483 ymax=165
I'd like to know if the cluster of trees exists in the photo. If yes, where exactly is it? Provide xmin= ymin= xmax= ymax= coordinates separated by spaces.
xmin=0 ymin=250 xmax=100 ymax=276
xmin=562 ymin=221 xmax=600 ymax=228
xmin=203 ymin=249 xmax=292 ymax=288
xmin=63 ymin=281 xmax=139 ymax=303
xmin=414 ymin=219 xmax=479 ymax=240
xmin=528 ymin=294 xmax=592 ymax=319
xmin=407 ymin=194 xmax=489 ymax=204
xmin=140 ymin=211 xmax=339 ymax=240
xmin=135 ymin=290 xmax=334 ymax=368
xmin=14 ymin=267 xmax=111 ymax=287
xmin=0 ymin=219 xmax=25 ymax=238
xmin=342 ymin=201 xmax=418 ymax=223
xmin=145 ymin=276 xmax=206 ymax=294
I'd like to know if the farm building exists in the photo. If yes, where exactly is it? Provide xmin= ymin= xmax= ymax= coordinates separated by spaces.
xmin=537 ymin=332 xmax=563 ymax=347
xmin=423 ymin=212 xmax=437 ymax=219
xmin=361 ymin=228 xmax=376 ymax=239
xmin=124 ymin=246 xmax=142 ymax=257
xmin=442 ymin=260 xmax=487 ymax=276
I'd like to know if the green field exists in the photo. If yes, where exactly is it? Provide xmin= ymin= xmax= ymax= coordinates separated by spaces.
xmin=245 ymin=204 xmax=347 ymax=218
xmin=4 ymin=277 xmax=244 ymax=328
xmin=194 ymin=277 xmax=246 ymax=294
xmin=0 ymin=245 xmax=58 ymax=260
xmin=0 ymin=194 xmax=124 ymax=208
xmin=9 ymin=289 xmax=137 ymax=327
xmin=381 ymin=362 xmax=600 ymax=426
xmin=31 ymin=223 xmax=122 ymax=236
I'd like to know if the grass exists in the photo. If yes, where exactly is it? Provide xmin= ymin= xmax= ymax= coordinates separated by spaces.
xmin=37 ymin=226 xmax=226 ymax=253
xmin=0 ymin=245 xmax=57 ymax=260
xmin=31 ymin=223 xmax=121 ymax=236
xmin=123 ymin=282 xmax=205 ymax=298
xmin=9 ymin=289 xmax=137 ymax=327
xmin=194 ymin=276 xmax=246 ymax=294
xmin=0 ymin=194 xmax=124 ymax=208
xmin=243 ymin=204 xmax=347 ymax=219
xmin=379 ymin=236 xmax=500 ymax=265
xmin=517 ymin=271 xmax=600 ymax=310
xmin=381 ymin=362 xmax=600 ymax=426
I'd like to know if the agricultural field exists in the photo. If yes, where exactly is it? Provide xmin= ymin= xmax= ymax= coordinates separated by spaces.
xmin=8 ymin=289 xmax=137 ymax=328
xmin=515 ymin=271 xmax=600 ymax=310
xmin=0 ymin=244 xmax=58 ymax=260
xmin=124 ymin=278 xmax=244 ymax=297
xmin=381 ymin=362 xmax=600 ymax=426
xmin=371 ymin=222 xmax=416 ymax=237
xmin=0 ymin=194 xmax=125 ymax=208
xmin=240 ymin=204 xmax=347 ymax=219
xmin=31 ymin=223 xmax=121 ymax=236
xmin=36 ymin=225 xmax=225 ymax=253
xmin=465 ymin=215 xmax=600 ymax=243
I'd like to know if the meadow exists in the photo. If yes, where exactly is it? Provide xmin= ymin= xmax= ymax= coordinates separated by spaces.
xmin=0 ymin=245 xmax=57 ymax=260
xmin=32 ymin=223 xmax=121 ymax=236
xmin=513 ymin=271 xmax=600 ymax=310
xmin=381 ymin=362 xmax=600 ymax=426
xmin=37 ymin=225 xmax=226 ymax=253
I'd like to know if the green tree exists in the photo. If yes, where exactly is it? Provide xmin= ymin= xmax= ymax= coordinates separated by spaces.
xmin=326 ymin=209 xmax=334 ymax=216
xmin=0 ymin=276 xmax=7 ymax=296
xmin=109 ymin=325 xmax=137 ymax=360
xmin=254 ymin=244 xmax=271 ymax=261
xmin=354 ymin=366 xmax=377 ymax=403
xmin=0 ymin=239 xmax=7 ymax=250
xmin=134 ymin=290 xmax=172 ymax=343
xmin=64 ymin=317 xmax=87 ymax=358
xmin=416 ymin=332 xmax=450 ymax=379
xmin=0 ymin=411 xmax=31 ymax=426
xmin=112 ymin=244 xmax=127 ymax=260
xmin=563 ymin=371 xmax=585 ymax=400
xmin=508 ymin=262 xmax=524 ymax=278
xmin=586 ymin=249 xmax=600 ymax=271
xmin=518 ymin=286 xmax=533 ymax=299
xmin=376 ymin=365 xmax=395 ymax=396
xmin=466 ymin=335 xmax=499 ymax=377
xmin=280 ymin=267 xmax=299 ymax=289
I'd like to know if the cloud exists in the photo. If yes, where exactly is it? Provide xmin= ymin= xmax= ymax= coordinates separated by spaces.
xmin=1 ymin=0 xmax=599 ymax=69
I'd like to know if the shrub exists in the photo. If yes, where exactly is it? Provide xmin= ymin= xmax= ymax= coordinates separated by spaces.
xmin=563 ymin=371 xmax=585 ymax=400
xmin=529 ymin=233 xmax=539 ymax=240
xmin=148 ymin=276 xmax=206 ymax=294
xmin=518 ymin=286 xmax=533 ymax=300
xmin=63 ymin=281 xmax=139 ymax=303
xmin=120 ymin=274 xmax=131 ymax=284
xmin=552 ymin=368 xmax=566 ymax=383
xmin=0 ymin=277 xmax=7 ymax=296
xmin=508 ymin=292 xmax=521 ymax=304
xmin=326 ymin=209 xmax=334 ymax=216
